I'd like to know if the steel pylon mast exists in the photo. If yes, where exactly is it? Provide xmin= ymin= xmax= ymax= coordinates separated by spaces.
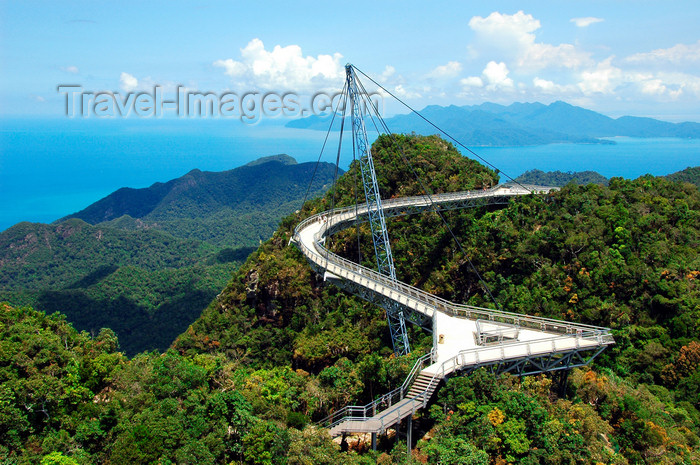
xmin=345 ymin=64 xmax=410 ymax=356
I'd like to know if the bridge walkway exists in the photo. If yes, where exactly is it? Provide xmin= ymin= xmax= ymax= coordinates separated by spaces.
xmin=291 ymin=184 xmax=614 ymax=436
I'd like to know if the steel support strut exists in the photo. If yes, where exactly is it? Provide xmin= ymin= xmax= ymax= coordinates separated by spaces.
xmin=345 ymin=64 xmax=410 ymax=356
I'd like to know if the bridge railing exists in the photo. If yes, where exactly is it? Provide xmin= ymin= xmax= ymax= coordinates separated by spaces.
xmin=298 ymin=184 xmax=556 ymax=242
xmin=402 ymin=329 xmax=614 ymax=425
xmin=294 ymin=211 xmax=610 ymax=337
xmin=316 ymin=184 xmax=546 ymax=229
xmin=437 ymin=330 xmax=614 ymax=376
xmin=317 ymin=327 xmax=613 ymax=434
xmin=419 ymin=329 xmax=614 ymax=399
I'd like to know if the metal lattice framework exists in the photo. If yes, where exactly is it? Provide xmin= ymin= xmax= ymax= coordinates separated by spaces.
xmin=345 ymin=64 xmax=410 ymax=355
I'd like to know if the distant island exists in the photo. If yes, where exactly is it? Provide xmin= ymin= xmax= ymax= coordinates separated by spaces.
xmin=514 ymin=166 xmax=700 ymax=188
xmin=287 ymin=100 xmax=700 ymax=147
xmin=61 ymin=153 xmax=335 ymax=248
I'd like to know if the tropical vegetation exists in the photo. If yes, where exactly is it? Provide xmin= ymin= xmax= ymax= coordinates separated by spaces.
xmin=2 ymin=135 xmax=698 ymax=463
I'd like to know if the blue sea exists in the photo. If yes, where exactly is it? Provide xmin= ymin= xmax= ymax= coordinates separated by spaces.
xmin=1 ymin=117 xmax=699 ymax=232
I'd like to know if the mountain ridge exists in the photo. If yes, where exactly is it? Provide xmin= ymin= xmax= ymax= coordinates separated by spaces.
xmin=63 ymin=155 xmax=340 ymax=247
xmin=286 ymin=100 xmax=700 ymax=146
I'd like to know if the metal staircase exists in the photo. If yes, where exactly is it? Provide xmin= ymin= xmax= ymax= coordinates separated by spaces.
xmin=405 ymin=372 xmax=438 ymax=400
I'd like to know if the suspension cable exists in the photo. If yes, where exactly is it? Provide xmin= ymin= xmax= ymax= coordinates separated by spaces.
xmin=326 ymin=88 xmax=349 ymax=272
xmin=299 ymin=81 xmax=348 ymax=212
xmin=354 ymin=66 xmax=534 ymax=192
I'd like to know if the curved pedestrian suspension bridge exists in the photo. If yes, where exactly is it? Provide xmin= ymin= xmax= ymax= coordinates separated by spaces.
xmin=290 ymin=184 xmax=614 ymax=437
xmin=289 ymin=64 xmax=614 ymax=440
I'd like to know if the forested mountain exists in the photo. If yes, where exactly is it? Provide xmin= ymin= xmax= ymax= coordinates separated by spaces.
xmin=173 ymin=134 xmax=698 ymax=463
xmin=64 ymin=155 xmax=338 ymax=248
xmin=462 ymin=101 xmax=700 ymax=138
xmin=2 ymin=135 xmax=699 ymax=463
xmin=515 ymin=169 xmax=609 ymax=186
xmin=0 ymin=156 xmax=337 ymax=355
xmin=286 ymin=101 xmax=700 ymax=147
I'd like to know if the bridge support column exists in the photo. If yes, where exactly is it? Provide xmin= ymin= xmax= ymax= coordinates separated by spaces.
xmin=406 ymin=415 xmax=412 ymax=460
xmin=371 ymin=432 xmax=377 ymax=451
xmin=557 ymin=369 xmax=570 ymax=398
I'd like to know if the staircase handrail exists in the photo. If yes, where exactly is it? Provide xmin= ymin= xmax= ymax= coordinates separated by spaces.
xmin=316 ymin=349 xmax=435 ymax=429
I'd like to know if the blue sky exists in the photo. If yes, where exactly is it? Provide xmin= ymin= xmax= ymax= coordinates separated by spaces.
xmin=2 ymin=0 xmax=700 ymax=121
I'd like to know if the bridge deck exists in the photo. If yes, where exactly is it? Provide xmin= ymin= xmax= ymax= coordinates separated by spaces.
xmin=427 ymin=311 xmax=603 ymax=374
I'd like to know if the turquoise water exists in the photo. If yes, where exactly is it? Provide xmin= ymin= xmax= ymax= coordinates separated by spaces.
xmin=1 ymin=117 xmax=699 ymax=231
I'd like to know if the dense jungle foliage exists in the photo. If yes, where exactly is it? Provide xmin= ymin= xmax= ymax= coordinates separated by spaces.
xmin=2 ymin=134 xmax=699 ymax=464
xmin=0 ymin=218 xmax=243 ymax=355
xmin=67 ymin=156 xmax=338 ymax=248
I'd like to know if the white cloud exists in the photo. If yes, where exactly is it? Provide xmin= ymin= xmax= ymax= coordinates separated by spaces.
xmin=533 ymin=77 xmax=561 ymax=92
xmin=62 ymin=65 xmax=79 ymax=74
xmin=625 ymin=40 xmax=700 ymax=66
xmin=533 ymin=77 xmax=556 ymax=91
xmin=640 ymin=79 xmax=670 ymax=96
xmin=427 ymin=61 xmax=462 ymax=79
xmin=213 ymin=59 xmax=247 ymax=78
xmin=460 ymin=76 xmax=483 ymax=88
xmin=460 ymin=61 xmax=514 ymax=93
xmin=380 ymin=65 xmax=395 ymax=81
xmin=120 ymin=72 xmax=139 ymax=92
xmin=627 ymin=71 xmax=700 ymax=99
xmin=531 ymin=77 xmax=579 ymax=96
xmin=570 ymin=17 xmax=604 ymax=28
xmin=578 ymin=57 xmax=623 ymax=94
xmin=469 ymin=10 xmax=540 ymax=53
xmin=117 ymin=73 xmax=181 ymax=94
xmin=469 ymin=11 xmax=593 ymax=71
xmin=483 ymin=61 xmax=514 ymax=89
xmin=393 ymin=84 xmax=421 ymax=99
xmin=213 ymin=38 xmax=344 ymax=91
xmin=663 ymin=72 xmax=700 ymax=97
xmin=527 ymin=43 xmax=592 ymax=70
